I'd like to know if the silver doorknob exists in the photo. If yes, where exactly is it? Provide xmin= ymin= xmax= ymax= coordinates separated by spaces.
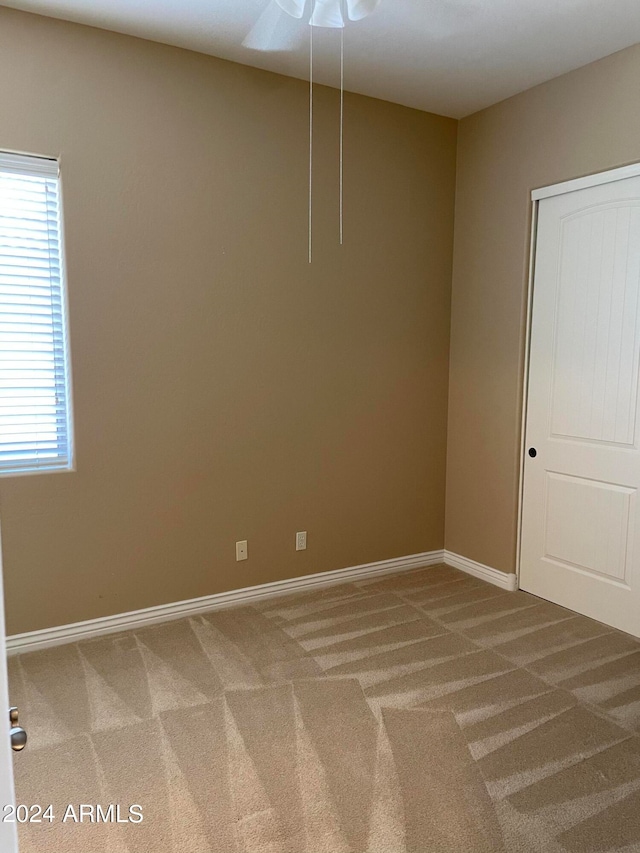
xmin=9 ymin=707 xmax=27 ymax=752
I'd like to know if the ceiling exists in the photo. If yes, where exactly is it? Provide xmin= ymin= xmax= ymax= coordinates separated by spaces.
xmin=4 ymin=0 xmax=640 ymax=117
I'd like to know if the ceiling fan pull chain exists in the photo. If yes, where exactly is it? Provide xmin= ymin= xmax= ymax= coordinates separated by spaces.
xmin=309 ymin=19 xmax=314 ymax=264
xmin=340 ymin=13 xmax=344 ymax=246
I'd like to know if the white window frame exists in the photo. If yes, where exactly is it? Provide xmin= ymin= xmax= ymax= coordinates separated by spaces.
xmin=0 ymin=151 xmax=75 ymax=477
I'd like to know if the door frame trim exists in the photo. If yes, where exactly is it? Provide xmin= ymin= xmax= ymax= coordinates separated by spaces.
xmin=532 ymin=162 xmax=640 ymax=201
xmin=515 ymin=199 xmax=539 ymax=589
xmin=0 ymin=521 xmax=18 ymax=851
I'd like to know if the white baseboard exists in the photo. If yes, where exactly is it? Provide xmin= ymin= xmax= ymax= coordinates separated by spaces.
xmin=7 ymin=548 xmax=519 ymax=655
xmin=444 ymin=551 xmax=518 ymax=592
xmin=7 ymin=549 xmax=445 ymax=655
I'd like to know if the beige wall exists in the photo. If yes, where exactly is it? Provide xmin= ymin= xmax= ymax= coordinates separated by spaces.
xmin=446 ymin=42 xmax=640 ymax=574
xmin=0 ymin=8 xmax=457 ymax=634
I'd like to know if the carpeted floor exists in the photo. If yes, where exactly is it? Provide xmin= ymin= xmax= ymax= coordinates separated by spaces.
xmin=8 ymin=563 xmax=640 ymax=852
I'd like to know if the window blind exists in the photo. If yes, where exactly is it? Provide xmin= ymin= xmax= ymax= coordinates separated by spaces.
xmin=0 ymin=153 xmax=73 ymax=476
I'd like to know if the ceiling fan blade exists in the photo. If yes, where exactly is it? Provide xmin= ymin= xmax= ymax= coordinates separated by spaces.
xmin=275 ymin=0 xmax=307 ymax=19
xmin=346 ymin=0 xmax=380 ymax=22
xmin=243 ymin=1 xmax=292 ymax=51
xmin=309 ymin=0 xmax=344 ymax=28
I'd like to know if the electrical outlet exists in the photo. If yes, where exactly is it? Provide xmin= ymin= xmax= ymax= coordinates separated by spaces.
xmin=236 ymin=540 xmax=248 ymax=561
xmin=296 ymin=531 xmax=307 ymax=551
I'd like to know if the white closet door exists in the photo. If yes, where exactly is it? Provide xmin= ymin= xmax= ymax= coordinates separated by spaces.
xmin=521 ymin=173 xmax=640 ymax=638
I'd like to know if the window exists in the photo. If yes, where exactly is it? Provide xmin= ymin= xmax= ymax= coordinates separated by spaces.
xmin=0 ymin=152 xmax=73 ymax=476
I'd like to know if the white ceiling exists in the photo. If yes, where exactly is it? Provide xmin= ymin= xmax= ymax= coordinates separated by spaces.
xmin=4 ymin=0 xmax=640 ymax=117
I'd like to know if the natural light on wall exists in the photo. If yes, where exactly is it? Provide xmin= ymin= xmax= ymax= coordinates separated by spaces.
xmin=0 ymin=152 xmax=73 ymax=476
